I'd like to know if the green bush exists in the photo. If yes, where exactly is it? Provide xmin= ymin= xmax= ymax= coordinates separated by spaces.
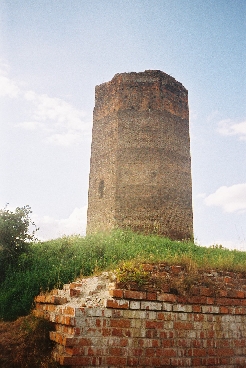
xmin=0 ymin=205 xmax=38 ymax=283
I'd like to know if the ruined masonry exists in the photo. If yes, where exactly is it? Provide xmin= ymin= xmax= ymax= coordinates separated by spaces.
xmin=34 ymin=265 xmax=246 ymax=367
xmin=87 ymin=70 xmax=193 ymax=240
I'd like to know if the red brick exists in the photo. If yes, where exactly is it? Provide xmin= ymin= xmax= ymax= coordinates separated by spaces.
xmin=160 ymin=357 xmax=172 ymax=365
xmin=109 ymin=347 xmax=126 ymax=356
xmin=124 ymin=290 xmax=146 ymax=299
xmin=78 ymin=338 xmax=92 ymax=346
xmin=200 ymin=287 xmax=213 ymax=296
xmin=236 ymin=290 xmax=246 ymax=299
xmin=192 ymin=357 xmax=202 ymax=365
xmin=65 ymin=346 xmax=86 ymax=356
xmin=59 ymin=356 xmax=76 ymax=365
xmin=206 ymin=297 xmax=215 ymax=304
xmin=151 ymin=357 xmax=162 ymax=366
xmin=192 ymin=305 xmax=202 ymax=313
xmin=161 ymin=284 xmax=171 ymax=293
xmin=74 ymin=356 xmax=92 ymax=365
xmin=224 ymin=276 xmax=232 ymax=283
xmin=70 ymin=288 xmax=81 ymax=297
xmin=146 ymin=320 xmax=164 ymax=329
xmin=157 ymin=312 xmax=165 ymax=320
xmin=47 ymin=304 xmax=56 ymax=312
xmin=216 ymin=297 xmax=241 ymax=306
xmin=162 ymin=339 xmax=174 ymax=348
xmin=53 ymin=296 xmax=68 ymax=305
xmin=109 ymin=289 xmax=124 ymax=298
xmin=130 ymin=348 xmax=144 ymax=356
xmin=146 ymin=292 xmax=157 ymax=300
xmin=234 ymin=339 xmax=246 ymax=347
xmin=35 ymin=295 xmax=46 ymax=303
xmin=157 ymin=293 xmax=177 ymax=302
xmin=110 ymin=319 xmax=131 ymax=328
xmin=87 ymin=346 xmax=101 ymax=356
xmin=156 ymin=348 xmax=176 ymax=357
xmin=193 ymin=313 xmax=204 ymax=321
xmin=63 ymin=306 xmax=75 ymax=315
xmin=139 ymin=357 xmax=152 ymax=366
xmin=217 ymin=348 xmax=234 ymax=356
xmin=207 ymin=331 xmax=215 ymax=339
xmin=106 ymin=299 xmax=129 ymax=309
xmin=106 ymin=356 xmax=127 ymax=366
xmin=145 ymin=347 xmax=156 ymax=357
xmin=219 ymin=289 xmax=227 ymax=297
xmin=188 ymin=296 xmax=207 ymax=304
xmin=193 ymin=348 xmax=207 ymax=357
xmin=102 ymin=328 xmax=111 ymax=336
xmin=119 ymin=338 xmax=128 ymax=347
xmin=174 ymin=321 xmax=193 ymax=330
xmin=111 ymin=328 xmax=130 ymax=337
xmin=152 ymin=339 xmax=160 ymax=347
xmin=220 ymin=306 xmax=229 ymax=314
xmin=190 ymin=286 xmax=200 ymax=295
xmin=69 ymin=282 xmax=83 ymax=288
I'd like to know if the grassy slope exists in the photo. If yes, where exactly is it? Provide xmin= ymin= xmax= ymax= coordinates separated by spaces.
xmin=1 ymin=230 xmax=246 ymax=321
xmin=1 ymin=230 xmax=246 ymax=367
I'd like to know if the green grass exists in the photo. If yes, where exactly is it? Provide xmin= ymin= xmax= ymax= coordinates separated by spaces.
xmin=1 ymin=230 xmax=246 ymax=320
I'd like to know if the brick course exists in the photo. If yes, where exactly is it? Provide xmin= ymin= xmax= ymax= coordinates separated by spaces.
xmin=34 ymin=266 xmax=246 ymax=367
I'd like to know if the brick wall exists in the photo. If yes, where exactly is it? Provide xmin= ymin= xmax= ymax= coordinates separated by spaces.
xmin=34 ymin=266 xmax=246 ymax=367
xmin=87 ymin=70 xmax=193 ymax=240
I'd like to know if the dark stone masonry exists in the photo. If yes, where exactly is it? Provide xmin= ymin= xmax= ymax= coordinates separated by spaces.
xmin=87 ymin=70 xmax=193 ymax=240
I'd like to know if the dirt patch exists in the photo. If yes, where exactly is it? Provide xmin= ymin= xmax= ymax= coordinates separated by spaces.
xmin=0 ymin=315 xmax=59 ymax=368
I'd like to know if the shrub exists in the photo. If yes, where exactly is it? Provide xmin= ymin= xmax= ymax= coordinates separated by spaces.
xmin=0 ymin=205 xmax=38 ymax=283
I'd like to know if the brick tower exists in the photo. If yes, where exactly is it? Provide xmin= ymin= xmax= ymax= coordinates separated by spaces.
xmin=87 ymin=70 xmax=193 ymax=240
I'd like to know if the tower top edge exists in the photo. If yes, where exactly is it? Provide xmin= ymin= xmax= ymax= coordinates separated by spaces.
xmin=96 ymin=70 xmax=187 ymax=92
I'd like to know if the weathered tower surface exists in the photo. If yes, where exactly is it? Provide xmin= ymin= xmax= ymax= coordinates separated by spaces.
xmin=87 ymin=70 xmax=193 ymax=240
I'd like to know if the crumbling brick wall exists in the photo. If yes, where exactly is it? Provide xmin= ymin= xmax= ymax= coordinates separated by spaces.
xmin=34 ymin=265 xmax=246 ymax=367
xmin=87 ymin=70 xmax=193 ymax=240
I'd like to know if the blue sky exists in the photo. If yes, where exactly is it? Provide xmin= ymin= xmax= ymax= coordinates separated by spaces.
xmin=1 ymin=0 xmax=245 ymax=249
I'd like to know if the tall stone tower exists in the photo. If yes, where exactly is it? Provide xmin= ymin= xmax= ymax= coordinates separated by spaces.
xmin=87 ymin=70 xmax=193 ymax=240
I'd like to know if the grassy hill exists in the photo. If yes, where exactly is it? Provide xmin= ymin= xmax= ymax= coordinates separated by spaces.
xmin=1 ymin=230 xmax=246 ymax=321
xmin=1 ymin=230 xmax=246 ymax=367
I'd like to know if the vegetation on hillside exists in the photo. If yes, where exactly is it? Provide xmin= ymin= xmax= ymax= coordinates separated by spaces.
xmin=1 ymin=225 xmax=246 ymax=321
xmin=1 ymin=205 xmax=246 ymax=367
xmin=0 ymin=205 xmax=38 ymax=284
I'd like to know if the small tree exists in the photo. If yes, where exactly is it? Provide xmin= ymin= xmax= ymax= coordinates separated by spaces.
xmin=0 ymin=205 xmax=39 ymax=282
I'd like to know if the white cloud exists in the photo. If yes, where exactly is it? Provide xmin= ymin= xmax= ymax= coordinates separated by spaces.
xmin=0 ymin=68 xmax=20 ymax=98
xmin=217 ymin=119 xmax=246 ymax=141
xmin=35 ymin=206 xmax=87 ymax=240
xmin=204 ymin=183 xmax=246 ymax=213
xmin=30 ymin=93 xmax=86 ymax=129
xmin=1 ymin=64 xmax=91 ymax=146
xmin=21 ymin=92 xmax=91 ymax=146
xmin=196 ymin=193 xmax=206 ymax=199
xmin=16 ymin=121 xmax=45 ymax=131
xmin=45 ymin=131 xmax=83 ymax=146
